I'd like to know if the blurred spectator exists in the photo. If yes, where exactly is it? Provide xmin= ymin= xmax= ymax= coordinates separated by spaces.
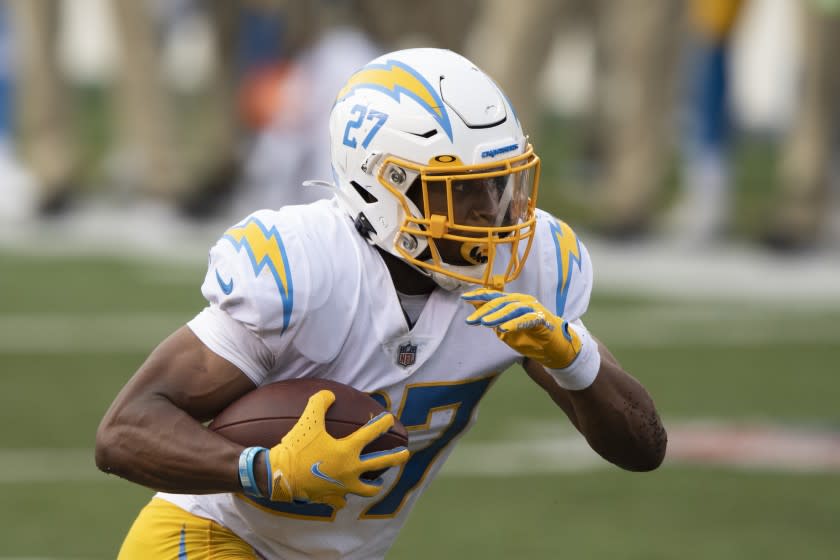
xmin=7 ymin=0 xmax=78 ymax=215
xmin=235 ymin=2 xmax=381 ymax=213
xmin=670 ymin=0 xmax=745 ymax=245
xmin=592 ymin=0 xmax=685 ymax=237
xmin=763 ymin=0 xmax=840 ymax=250
xmin=466 ymin=0 xmax=685 ymax=239
xmin=465 ymin=0 xmax=573 ymax=143
xmin=357 ymin=0 xmax=478 ymax=52
xmin=237 ymin=32 xmax=381 ymax=213
xmin=0 ymin=2 xmax=13 ymax=146
xmin=6 ymin=0 xmax=240 ymax=217
xmin=2 ymin=0 xmax=515 ymax=222
xmin=236 ymin=0 xmax=479 ymax=215
xmin=0 ymin=0 xmax=36 ymax=220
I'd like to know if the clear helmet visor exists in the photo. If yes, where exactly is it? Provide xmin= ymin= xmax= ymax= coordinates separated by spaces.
xmin=425 ymin=166 xmax=533 ymax=229
xmin=421 ymin=165 xmax=536 ymax=266
xmin=382 ymin=145 xmax=541 ymax=289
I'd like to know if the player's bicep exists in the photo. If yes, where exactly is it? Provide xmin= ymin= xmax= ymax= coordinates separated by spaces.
xmin=111 ymin=326 xmax=256 ymax=423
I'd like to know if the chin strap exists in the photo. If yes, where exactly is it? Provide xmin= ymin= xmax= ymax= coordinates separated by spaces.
xmin=353 ymin=213 xmax=378 ymax=241
xmin=428 ymin=261 xmax=492 ymax=292
xmin=387 ymin=251 xmax=490 ymax=292
xmin=429 ymin=270 xmax=467 ymax=292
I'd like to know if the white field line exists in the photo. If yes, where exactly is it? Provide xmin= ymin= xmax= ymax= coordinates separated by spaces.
xmin=0 ymin=449 xmax=102 ymax=482
xmin=135 ymin=266 xmax=204 ymax=286
xmin=2 ymin=422 xmax=839 ymax=483
xmin=584 ymin=305 xmax=840 ymax=347
xmin=0 ymin=313 xmax=189 ymax=353
xmin=664 ymin=421 xmax=840 ymax=473
xmin=0 ymin=305 xmax=837 ymax=353
xmin=445 ymin=428 xmax=840 ymax=476
xmin=586 ymin=238 xmax=840 ymax=305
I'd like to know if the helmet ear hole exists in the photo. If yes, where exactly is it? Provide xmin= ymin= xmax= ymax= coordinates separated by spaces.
xmin=350 ymin=181 xmax=378 ymax=204
xmin=353 ymin=213 xmax=378 ymax=240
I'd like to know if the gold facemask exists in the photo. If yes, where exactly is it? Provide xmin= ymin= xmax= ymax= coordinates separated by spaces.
xmin=378 ymin=145 xmax=540 ymax=289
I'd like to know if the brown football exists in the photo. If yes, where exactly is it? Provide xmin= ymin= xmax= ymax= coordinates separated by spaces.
xmin=209 ymin=378 xmax=408 ymax=479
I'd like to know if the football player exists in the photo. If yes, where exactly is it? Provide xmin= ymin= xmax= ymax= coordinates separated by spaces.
xmin=96 ymin=48 xmax=666 ymax=559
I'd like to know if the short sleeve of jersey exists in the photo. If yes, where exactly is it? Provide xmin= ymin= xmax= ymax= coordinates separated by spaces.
xmin=188 ymin=307 xmax=274 ymax=383
xmin=532 ymin=210 xmax=594 ymax=322
xmin=187 ymin=209 xmax=310 ymax=384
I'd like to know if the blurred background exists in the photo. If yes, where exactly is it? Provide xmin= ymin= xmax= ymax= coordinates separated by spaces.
xmin=0 ymin=0 xmax=839 ymax=558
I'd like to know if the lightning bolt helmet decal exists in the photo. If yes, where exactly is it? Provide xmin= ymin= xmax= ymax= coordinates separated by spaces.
xmin=336 ymin=59 xmax=453 ymax=141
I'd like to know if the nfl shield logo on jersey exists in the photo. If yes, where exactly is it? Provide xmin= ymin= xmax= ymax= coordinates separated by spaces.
xmin=397 ymin=343 xmax=417 ymax=368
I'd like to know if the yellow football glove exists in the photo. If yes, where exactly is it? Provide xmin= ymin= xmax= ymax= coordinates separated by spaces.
xmin=268 ymin=390 xmax=410 ymax=510
xmin=462 ymin=289 xmax=582 ymax=369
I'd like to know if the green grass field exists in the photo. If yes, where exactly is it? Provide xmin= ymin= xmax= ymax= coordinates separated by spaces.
xmin=1 ymin=249 xmax=839 ymax=559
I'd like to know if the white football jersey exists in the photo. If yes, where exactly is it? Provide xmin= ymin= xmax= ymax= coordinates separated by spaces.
xmin=157 ymin=197 xmax=593 ymax=559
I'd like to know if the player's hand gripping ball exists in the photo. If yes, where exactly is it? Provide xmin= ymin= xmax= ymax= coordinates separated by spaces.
xmin=462 ymin=289 xmax=583 ymax=369
xmin=210 ymin=379 xmax=409 ymax=510
xmin=268 ymin=389 xmax=408 ymax=509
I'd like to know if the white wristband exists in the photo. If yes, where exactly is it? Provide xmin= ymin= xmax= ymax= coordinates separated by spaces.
xmin=546 ymin=324 xmax=600 ymax=391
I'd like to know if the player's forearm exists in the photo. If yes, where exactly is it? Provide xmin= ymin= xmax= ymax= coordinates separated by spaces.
xmin=95 ymin=394 xmax=244 ymax=494
xmin=565 ymin=359 xmax=667 ymax=472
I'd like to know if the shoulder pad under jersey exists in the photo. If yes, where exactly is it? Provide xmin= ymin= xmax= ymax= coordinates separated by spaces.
xmin=202 ymin=208 xmax=308 ymax=353
xmin=201 ymin=201 xmax=359 ymax=362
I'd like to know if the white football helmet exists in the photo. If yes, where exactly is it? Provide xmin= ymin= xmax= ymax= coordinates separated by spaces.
xmin=329 ymin=48 xmax=540 ymax=290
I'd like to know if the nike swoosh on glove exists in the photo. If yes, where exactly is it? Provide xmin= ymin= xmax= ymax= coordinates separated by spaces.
xmin=268 ymin=390 xmax=410 ymax=510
